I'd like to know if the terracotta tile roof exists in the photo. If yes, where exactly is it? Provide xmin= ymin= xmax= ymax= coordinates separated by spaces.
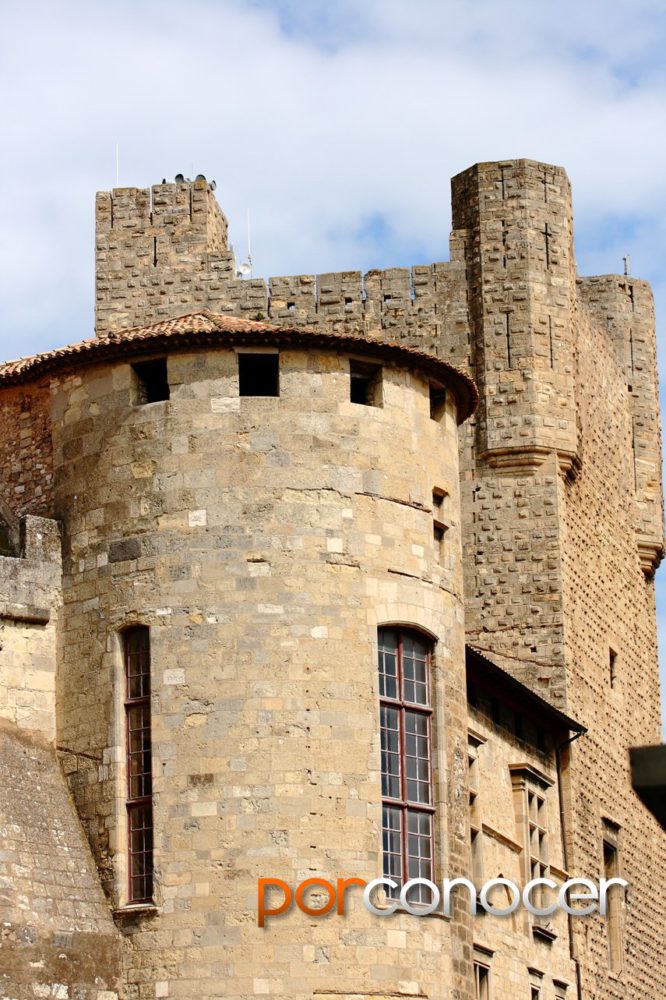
xmin=0 ymin=310 xmax=478 ymax=422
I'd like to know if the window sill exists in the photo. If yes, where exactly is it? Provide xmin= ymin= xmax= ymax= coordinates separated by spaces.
xmin=532 ymin=923 xmax=557 ymax=944
xmin=113 ymin=903 xmax=159 ymax=919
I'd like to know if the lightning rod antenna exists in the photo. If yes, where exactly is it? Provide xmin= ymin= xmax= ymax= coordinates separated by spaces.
xmin=247 ymin=209 xmax=253 ymax=277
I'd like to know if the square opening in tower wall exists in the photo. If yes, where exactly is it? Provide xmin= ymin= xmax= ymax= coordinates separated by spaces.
xmin=350 ymin=360 xmax=382 ymax=406
xmin=238 ymin=353 xmax=280 ymax=397
xmin=131 ymin=358 xmax=170 ymax=405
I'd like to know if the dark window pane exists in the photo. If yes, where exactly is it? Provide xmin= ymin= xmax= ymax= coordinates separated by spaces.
xmin=379 ymin=630 xmax=434 ymax=899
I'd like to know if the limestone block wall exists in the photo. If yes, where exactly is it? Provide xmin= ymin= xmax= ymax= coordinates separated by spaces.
xmin=52 ymin=346 xmax=475 ymax=1000
xmin=465 ymin=687 xmax=576 ymax=998
xmin=0 ymin=379 xmax=53 ymax=518
xmin=577 ymin=275 xmax=663 ymax=573
xmin=0 ymin=515 xmax=122 ymax=1000
xmin=0 ymin=515 xmax=61 ymax=740
xmin=559 ymin=304 xmax=666 ymax=998
xmin=95 ymin=179 xmax=236 ymax=337
xmin=447 ymin=161 xmax=579 ymax=703
xmin=451 ymin=160 xmax=578 ymax=470
xmin=0 ymin=725 xmax=122 ymax=1000
xmin=94 ymin=179 xmax=471 ymax=364
xmin=460 ymin=460 xmax=568 ymax=704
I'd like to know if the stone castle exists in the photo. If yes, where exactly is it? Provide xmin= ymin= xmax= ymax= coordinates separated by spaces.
xmin=0 ymin=159 xmax=664 ymax=1000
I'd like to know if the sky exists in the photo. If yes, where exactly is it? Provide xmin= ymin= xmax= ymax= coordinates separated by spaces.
xmin=1 ymin=0 xmax=666 ymax=732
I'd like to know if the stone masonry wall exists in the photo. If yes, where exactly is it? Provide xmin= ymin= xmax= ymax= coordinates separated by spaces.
xmin=0 ymin=380 xmax=54 ymax=519
xmin=94 ymin=180 xmax=470 ymax=363
xmin=52 ymin=349 xmax=475 ymax=1000
xmin=577 ymin=275 xmax=663 ymax=571
xmin=28 ymin=156 xmax=663 ymax=999
xmin=0 ymin=517 xmax=122 ymax=1000
xmin=0 ymin=515 xmax=61 ymax=741
xmin=465 ymin=681 xmax=576 ymax=999
xmin=0 ymin=724 xmax=122 ymax=1000
xmin=560 ymin=303 xmax=666 ymax=999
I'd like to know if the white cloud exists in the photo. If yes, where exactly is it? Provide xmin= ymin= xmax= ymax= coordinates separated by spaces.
xmin=2 ymin=0 xmax=666 ymax=350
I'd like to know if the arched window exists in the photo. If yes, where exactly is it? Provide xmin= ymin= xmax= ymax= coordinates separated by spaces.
xmin=122 ymin=626 xmax=154 ymax=904
xmin=378 ymin=627 xmax=434 ymax=900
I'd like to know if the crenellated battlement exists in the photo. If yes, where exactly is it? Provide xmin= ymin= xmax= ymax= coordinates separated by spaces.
xmin=95 ymin=177 xmax=235 ymax=337
xmin=90 ymin=160 xmax=665 ymax=697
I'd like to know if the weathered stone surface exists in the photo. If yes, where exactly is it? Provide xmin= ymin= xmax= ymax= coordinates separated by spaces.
xmin=0 ymin=158 xmax=663 ymax=999
xmin=0 ymin=724 xmax=122 ymax=999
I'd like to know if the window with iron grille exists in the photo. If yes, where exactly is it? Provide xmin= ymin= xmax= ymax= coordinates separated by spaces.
xmin=378 ymin=628 xmax=434 ymax=903
xmin=123 ymin=626 xmax=154 ymax=904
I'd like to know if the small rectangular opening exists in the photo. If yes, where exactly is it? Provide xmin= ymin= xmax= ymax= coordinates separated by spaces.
xmin=432 ymin=487 xmax=448 ymax=512
xmin=474 ymin=962 xmax=490 ymax=1000
xmin=132 ymin=358 xmax=169 ymax=405
xmin=609 ymin=648 xmax=618 ymax=688
xmin=238 ymin=353 xmax=280 ymax=397
xmin=350 ymin=360 xmax=382 ymax=406
xmin=430 ymin=383 xmax=446 ymax=421
xmin=433 ymin=521 xmax=447 ymax=561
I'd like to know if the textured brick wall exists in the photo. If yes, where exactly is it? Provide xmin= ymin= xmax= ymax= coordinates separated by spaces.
xmin=0 ymin=380 xmax=54 ymax=518
xmin=577 ymin=275 xmax=663 ymax=570
xmin=560 ymin=303 xmax=666 ymax=998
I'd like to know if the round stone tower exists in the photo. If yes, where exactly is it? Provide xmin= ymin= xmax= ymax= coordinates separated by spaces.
xmin=30 ymin=314 xmax=477 ymax=1000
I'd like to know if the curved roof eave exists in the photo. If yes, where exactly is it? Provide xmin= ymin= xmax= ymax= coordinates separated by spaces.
xmin=0 ymin=310 xmax=479 ymax=424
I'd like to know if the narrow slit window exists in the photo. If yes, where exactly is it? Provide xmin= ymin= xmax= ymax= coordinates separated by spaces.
xmin=350 ymin=360 xmax=382 ymax=407
xmin=609 ymin=649 xmax=618 ymax=689
xmin=474 ymin=960 xmax=491 ymax=999
xmin=123 ymin=626 xmax=154 ymax=904
xmin=603 ymin=823 xmax=624 ymax=974
xmin=430 ymin=383 xmax=447 ymax=421
xmin=378 ymin=628 xmax=434 ymax=905
xmin=132 ymin=358 xmax=169 ymax=405
xmin=433 ymin=488 xmax=449 ymax=561
xmin=238 ymin=353 xmax=280 ymax=397
xmin=468 ymin=734 xmax=485 ymax=887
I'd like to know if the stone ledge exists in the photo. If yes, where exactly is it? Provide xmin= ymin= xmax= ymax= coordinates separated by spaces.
xmin=0 ymin=602 xmax=50 ymax=624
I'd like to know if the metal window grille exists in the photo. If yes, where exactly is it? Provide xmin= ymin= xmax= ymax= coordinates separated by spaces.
xmin=378 ymin=628 xmax=434 ymax=904
xmin=124 ymin=626 xmax=154 ymax=904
